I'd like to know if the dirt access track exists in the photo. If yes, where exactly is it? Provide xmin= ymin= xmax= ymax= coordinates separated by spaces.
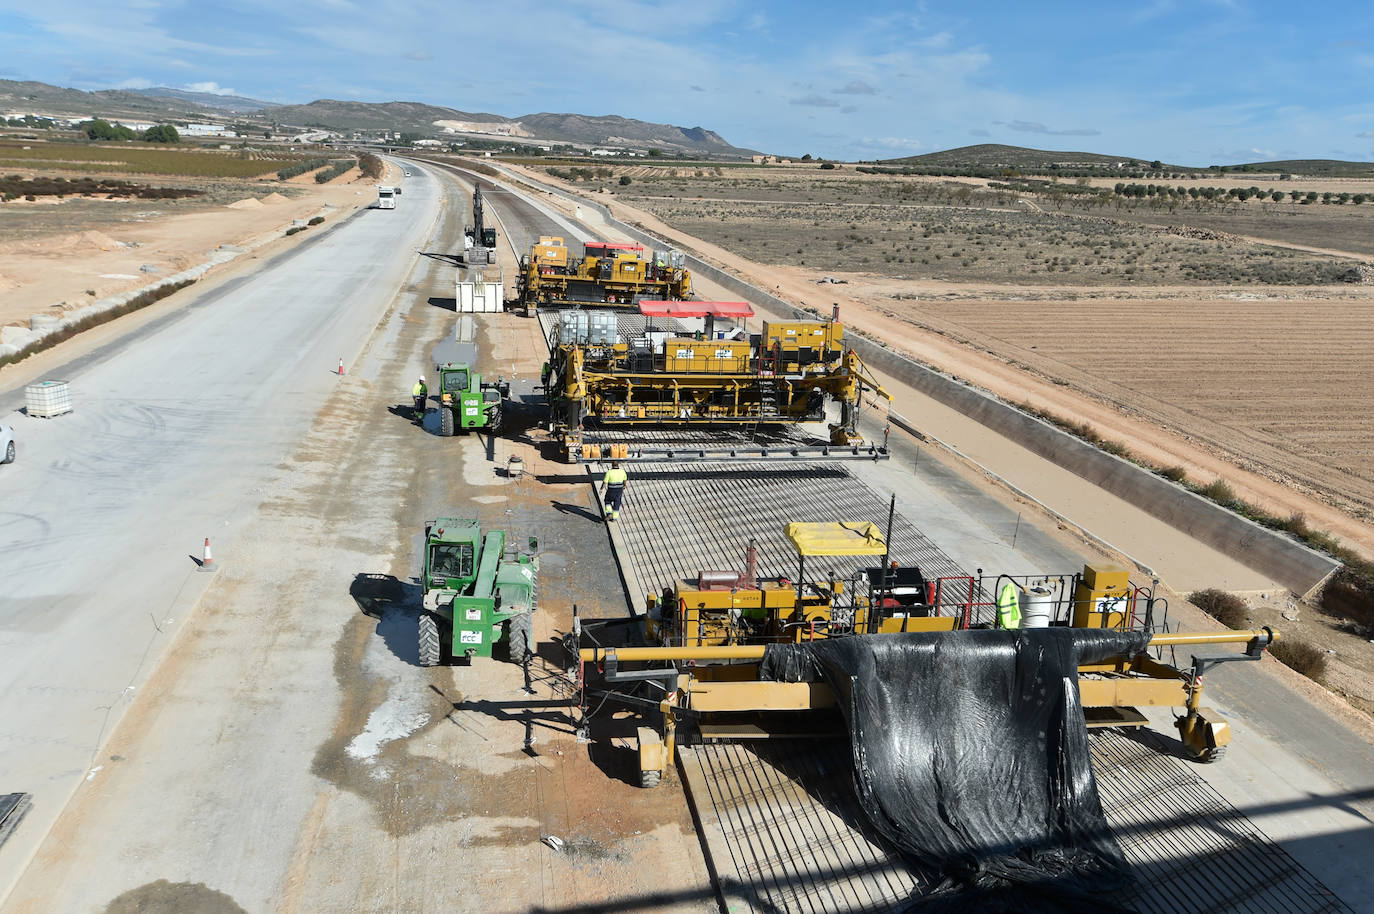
xmin=504 ymin=163 xmax=1374 ymax=565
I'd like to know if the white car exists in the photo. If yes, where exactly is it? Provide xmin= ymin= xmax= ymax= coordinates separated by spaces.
xmin=0 ymin=422 xmax=13 ymax=464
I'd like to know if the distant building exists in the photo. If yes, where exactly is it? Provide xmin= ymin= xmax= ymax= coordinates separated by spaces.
xmin=180 ymin=123 xmax=234 ymax=137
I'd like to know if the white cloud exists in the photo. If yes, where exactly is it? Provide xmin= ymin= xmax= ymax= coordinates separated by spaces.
xmin=116 ymin=77 xmax=153 ymax=89
xmin=791 ymin=94 xmax=840 ymax=108
xmin=862 ymin=136 xmax=924 ymax=150
xmin=1008 ymin=120 xmax=1100 ymax=136
xmin=184 ymin=81 xmax=238 ymax=96
xmin=835 ymin=80 xmax=877 ymax=95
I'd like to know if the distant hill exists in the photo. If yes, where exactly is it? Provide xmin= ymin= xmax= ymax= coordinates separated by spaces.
xmin=884 ymin=144 xmax=1175 ymax=170
xmin=0 ymin=79 xmax=753 ymax=157
xmin=126 ymin=87 xmax=278 ymax=114
xmin=519 ymin=113 xmax=743 ymax=155
xmin=1237 ymin=159 xmax=1374 ymax=177
xmin=267 ymin=99 xmax=754 ymax=156
xmin=0 ymin=79 xmax=214 ymax=120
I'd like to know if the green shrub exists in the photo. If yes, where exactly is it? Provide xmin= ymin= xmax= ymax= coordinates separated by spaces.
xmin=307 ymin=216 xmax=325 ymax=226
xmin=1160 ymin=465 xmax=1188 ymax=483
xmin=277 ymin=157 xmax=331 ymax=181
xmin=1197 ymin=478 xmax=1236 ymax=504
xmin=359 ymin=152 xmax=384 ymax=180
xmin=619 ymin=175 xmax=632 ymax=186
xmin=314 ymin=159 xmax=354 ymax=183
xmin=1270 ymin=638 xmax=1327 ymax=681
xmin=1189 ymin=589 xmax=1249 ymax=628
xmin=141 ymin=124 xmax=180 ymax=143
xmin=285 ymin=225 xmax=303 ymax=236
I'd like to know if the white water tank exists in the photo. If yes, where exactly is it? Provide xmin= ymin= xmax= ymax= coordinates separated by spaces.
xmin=1021 ymin=578 xmax=1062 ymax=628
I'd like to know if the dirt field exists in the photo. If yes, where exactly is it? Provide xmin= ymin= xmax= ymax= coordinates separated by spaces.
xmin=599 ymin=169 xmax=1370 ymax=286
xmin=0 ymin=163 xmax=392 ymax=330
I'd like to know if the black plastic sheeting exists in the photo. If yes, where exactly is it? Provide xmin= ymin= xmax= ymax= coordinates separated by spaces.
xmin=761 ymin=628 xmax=1152 ymax=912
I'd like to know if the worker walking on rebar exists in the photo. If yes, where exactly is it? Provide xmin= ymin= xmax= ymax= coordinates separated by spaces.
xmin=601 ymin=461 xmax=628 ymax=523
xmin=996 ymin=580 xmax=1022 ymax=629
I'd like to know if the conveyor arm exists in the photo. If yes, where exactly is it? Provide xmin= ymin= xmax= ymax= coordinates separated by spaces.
xmin=580 ymin=628 xmax=1278 ymax=664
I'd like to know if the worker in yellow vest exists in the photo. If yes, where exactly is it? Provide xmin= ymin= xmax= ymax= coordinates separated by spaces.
xmin=997 ymin=580 xmax=1022 ymax=629
xmin=601 ymin=462 xmax=628 ymax=522
xmin=411 ymin=376 xmax=427 ymax=424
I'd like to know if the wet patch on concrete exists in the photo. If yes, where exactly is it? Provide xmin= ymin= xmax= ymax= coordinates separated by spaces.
xmin=102 ymin=880 xmax=246 ymax=914
xmin=312 ymin=610 xmax=535 ymax=837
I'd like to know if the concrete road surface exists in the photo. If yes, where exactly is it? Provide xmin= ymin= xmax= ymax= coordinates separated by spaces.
xmin=0 ymin=159 xmax=443 ymax=901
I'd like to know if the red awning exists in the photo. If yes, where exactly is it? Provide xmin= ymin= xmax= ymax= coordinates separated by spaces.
xmin=638 ymin=300 xmax=755 ymax=319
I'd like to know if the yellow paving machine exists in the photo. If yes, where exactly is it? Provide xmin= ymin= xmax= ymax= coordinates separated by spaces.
xmin=547 ymin=301 xmax=892 ymax=462
xmin=518 ymin=237 xmax=691 ymax=311
xmin=576 ymin=521 xmax=1276 ymax=786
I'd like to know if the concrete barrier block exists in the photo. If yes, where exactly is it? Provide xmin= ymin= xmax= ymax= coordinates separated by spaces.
xmin=1 ymin=325 xmax=38 ymax=348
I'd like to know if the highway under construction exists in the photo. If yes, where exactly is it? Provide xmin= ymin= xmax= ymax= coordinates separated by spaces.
xmin=0 ymin=156 xmax=1370 ymax=913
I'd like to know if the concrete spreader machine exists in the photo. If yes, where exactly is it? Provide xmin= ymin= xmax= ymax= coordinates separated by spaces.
xmin=545 ymin=301 xmax=892 ymax=462
xmin=574 ymin=521 xmax=1276 ymax=787
xmin=517 ymin=236 xmax=691 ymax=311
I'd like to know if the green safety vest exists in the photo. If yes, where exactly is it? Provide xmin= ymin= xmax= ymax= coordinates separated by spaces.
xmin=413 ymin=382 xmax=427 ymax=397
xmin=604 ymin=468 xmax=628 ymax=486
xmin=997 ymin=581 xmax=1022 ymax=630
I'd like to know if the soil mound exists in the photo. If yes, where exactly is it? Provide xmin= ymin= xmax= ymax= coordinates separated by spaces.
xmin=226 ymin=197 xmax=264 ymax=210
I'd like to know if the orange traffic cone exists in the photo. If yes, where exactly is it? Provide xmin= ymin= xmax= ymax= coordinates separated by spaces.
xmin=198 ymin=537 xmax=217 ymax=573
xmin=337 ymin=357 xmax=345 ymax=376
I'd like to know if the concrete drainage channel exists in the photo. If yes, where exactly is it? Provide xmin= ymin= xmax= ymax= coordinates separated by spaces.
xmin=493 ymin=163 xmax=1341 ymax=600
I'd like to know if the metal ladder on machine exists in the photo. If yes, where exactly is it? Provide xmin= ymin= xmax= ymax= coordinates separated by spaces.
xmin=743 ymin=343 xmax=783 ymax=444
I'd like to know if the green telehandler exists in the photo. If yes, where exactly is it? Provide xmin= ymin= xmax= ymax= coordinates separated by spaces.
xmin=419 ymin=518 xmax=537 ymax=664
xmin=436 ymin=362 xmax=509 ymax=437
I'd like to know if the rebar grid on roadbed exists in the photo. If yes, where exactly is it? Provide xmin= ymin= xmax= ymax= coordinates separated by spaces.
xmin=1094 ymin=728 xmax=1354 ymax=914
xmin=613 ymin=462 xmax=975 ymax=607
xmin=605 ymin=463 xmax=1354 ymax=914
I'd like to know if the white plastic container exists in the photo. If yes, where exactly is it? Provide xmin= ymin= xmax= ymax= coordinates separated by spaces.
xmin=25 ymin=379 xmax=72 ymax=418
xmin=1021 ymin=579 xmax=1062 ymax=628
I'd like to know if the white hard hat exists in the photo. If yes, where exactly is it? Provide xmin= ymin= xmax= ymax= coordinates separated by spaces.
xmin=417 ymin=376 xmax=425 ymax=382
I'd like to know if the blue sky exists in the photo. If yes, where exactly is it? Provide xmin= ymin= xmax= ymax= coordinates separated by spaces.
xmin=1 ymin=0 xmax=1372 ymax=163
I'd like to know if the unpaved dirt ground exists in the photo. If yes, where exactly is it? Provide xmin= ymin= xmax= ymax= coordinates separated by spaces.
xmin=0 ymin=163 xmax=395 ymax=330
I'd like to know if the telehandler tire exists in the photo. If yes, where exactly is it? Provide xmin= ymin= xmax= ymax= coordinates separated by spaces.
xmin=506 ymin=610 xmax=532 ymax=664
xmin=418 ymin=613 xmax=442 ymax=667
xmin=440 ymin=407 xmax=455 ymax=438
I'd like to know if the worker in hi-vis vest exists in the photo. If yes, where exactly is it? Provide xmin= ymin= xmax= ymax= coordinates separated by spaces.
xmin=601 ymin=462 xmax=628 ymax=522
xmin=996 ymin=580 xmax=1022 ymax=629
xmin=411 ymin=376 xmax=427 ymax=423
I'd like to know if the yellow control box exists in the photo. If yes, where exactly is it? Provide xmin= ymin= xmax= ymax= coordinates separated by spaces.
xmin=1073 ymin=563 xmax=1133 ymax=628
xmin=663 ymin=338 xmax=752 ymax=373
xmin=761 ymin=321 xmax=843 ymax=352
